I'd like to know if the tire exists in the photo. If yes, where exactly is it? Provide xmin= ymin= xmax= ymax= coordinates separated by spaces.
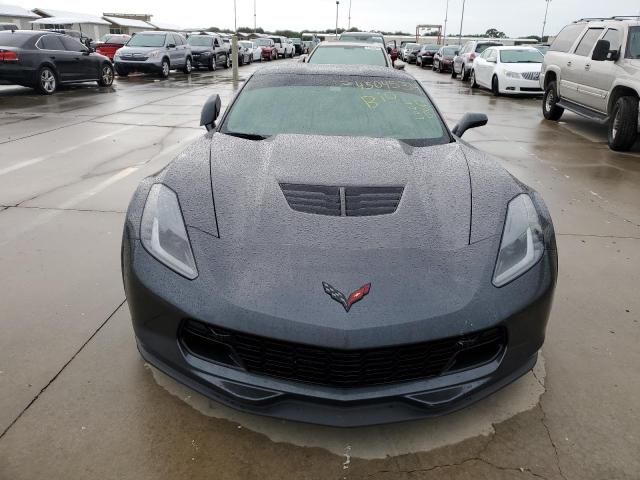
xmin=98 ymin=63 xmax=114 ymax=87
xmin=115 ymin=66 xmax=128 ymax=77
xmin=542 ymin=81 xmax=564 ymax=121
xmin=37 ymin=65 xmax=57 ymax=95
xmin=608 ymin=96 xmax=639 ymax=151
xmin=432 ymin=61 xmax=438 ymax=72
xmin=461 ymin=64 xmax=469 ymax=81
xmin=451 ymin=66 xmax=457 ymax=79
xmin=491 ymin=75 xmax=500 ymax=96
xmin=470 ymin=69 xmax=478 ymax=89
xmin=224 ymin=55 xmax=231 ymax=68
xmin=160 ymin=58 xmax=170 ymax=78
xmin=182 ymin=57 xmax=192 ymax=74
xmin=208 ymin=56 xmax=215 ymax=71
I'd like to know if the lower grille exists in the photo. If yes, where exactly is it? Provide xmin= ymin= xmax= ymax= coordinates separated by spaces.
xmin=521 ymin=72 xmax=540 ymax=81
xmin=520 ymin=87 xmax=542 ymax=92
xmin=180 ymin=320 xmax=506 ymax=388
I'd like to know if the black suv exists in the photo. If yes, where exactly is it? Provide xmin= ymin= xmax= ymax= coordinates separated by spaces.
xmin=187 ymin=34 xmax=231 ymax=70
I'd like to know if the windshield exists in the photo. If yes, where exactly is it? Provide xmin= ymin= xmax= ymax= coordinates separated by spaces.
xmin=127 ymin=33 xmax=165 ymax=47
xmin=476 ymin=43 xmax=500 ymax=53
xmin=309 ymin=45 xmax=387 ymax=66
xmin=239 ymin=41 xmax=252 ymax=48
xmin=221 ymin=74 xmax=448 ymax=146
xmin=404 ymin=43 xmax=418 ymax=49
xmin=255 ymin=39 xmax=271 ymax=46
xmin=291 ymin=38 xmax=301 ymax=44
xmin=188 ymin=36 xmax=213 ymax=46
xmin=626 ymin=27 xmax=640 ymax=58
xmin=500 ymin=49 xmax=543 ymax=63
xmin=442 ymin=47 xmax=458 ymax=55
xmin=339 ymin=33 xmax=384 ymax=44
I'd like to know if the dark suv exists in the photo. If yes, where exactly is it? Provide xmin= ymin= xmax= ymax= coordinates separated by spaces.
xmin=453 ymin=40 xmax=503 ymax=80
xmin=187 ymin=34 xmax=230 ymax=70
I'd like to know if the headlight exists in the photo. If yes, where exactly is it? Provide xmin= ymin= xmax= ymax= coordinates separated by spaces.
xmin=148 ymin=50 xmax=162 ymax=58
xmin=141 ymin=184 xmax=198 ymax=280
xmin=504 ymin=71 xmax=522 ymax=79
xmin=493 ymin=194 xmax=544 ymax=287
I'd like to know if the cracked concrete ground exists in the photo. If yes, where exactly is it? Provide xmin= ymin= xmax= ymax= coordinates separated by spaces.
xmin=0 ymin=61 xmax=638 ymax=479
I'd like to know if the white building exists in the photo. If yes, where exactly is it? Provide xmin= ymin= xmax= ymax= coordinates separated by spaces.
xmin=102 ymin=15 xmax=155 ymax=35
xmin=31 ymin=8 xmax=111 ymax=40
xmin=0 ymin=3 xmax=40 ymax=29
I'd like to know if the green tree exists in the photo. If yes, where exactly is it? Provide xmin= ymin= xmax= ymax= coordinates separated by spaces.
xmin=485 ymin=28 xmax=507 ymax=38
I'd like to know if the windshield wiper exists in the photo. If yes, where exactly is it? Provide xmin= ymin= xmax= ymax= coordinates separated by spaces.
xmin=223 ymin=131 xmax=269 ymax=140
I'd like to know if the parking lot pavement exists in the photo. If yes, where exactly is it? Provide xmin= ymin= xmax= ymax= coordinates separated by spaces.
xmin=0 ymin=61 xmax=639 ymax=479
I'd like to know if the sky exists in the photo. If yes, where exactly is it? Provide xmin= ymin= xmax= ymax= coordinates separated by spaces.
xmin=10 ymin=0 xmax=640 ymax=38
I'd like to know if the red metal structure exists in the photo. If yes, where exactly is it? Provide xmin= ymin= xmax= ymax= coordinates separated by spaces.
xmin=416 ymin=24 xmax=443 ymax=44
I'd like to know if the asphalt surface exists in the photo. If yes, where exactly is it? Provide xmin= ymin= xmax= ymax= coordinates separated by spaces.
xmin=0 ymin=59 xmax=639 ymax=480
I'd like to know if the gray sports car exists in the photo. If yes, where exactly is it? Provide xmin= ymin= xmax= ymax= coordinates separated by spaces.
xmin=122 ymin=64 xmax=557 ymax=427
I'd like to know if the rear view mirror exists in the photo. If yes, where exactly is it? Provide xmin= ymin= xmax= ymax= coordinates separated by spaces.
xmin=592 ymin=39 xmax=611 ymax=61
xmin=452 ymin=113 xmax=488 ymax=137
xmin=200 ymin=94 xmax=222 ymax=131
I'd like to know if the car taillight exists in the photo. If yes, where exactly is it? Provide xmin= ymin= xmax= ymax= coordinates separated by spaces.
xmin=0 ymin=50 xmax=18 ymax=62
xmin=469 ymin=52 xmax=476 ymax=61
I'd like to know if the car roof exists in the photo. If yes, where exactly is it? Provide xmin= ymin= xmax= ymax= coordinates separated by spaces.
xmin=253 ymin=63 xmax=411 ymax=79
xmin=317 ymin=41 xmax=385 ymax=48
xmin=492 ymin=45 xmax=538 ymax=50
xmin=137 ymin=31 xmax=169 ymax=35
xmin=341 ymin=31 xmax=383 ymax=36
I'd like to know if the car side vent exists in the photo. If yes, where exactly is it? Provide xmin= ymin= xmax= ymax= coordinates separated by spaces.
xmin=345 ymin=186 xmax=404 ymax=217
xmin=280 ymin=184 xmax=403 ymax=217
xmin=279 ymin=184 xmax=342 ymax=216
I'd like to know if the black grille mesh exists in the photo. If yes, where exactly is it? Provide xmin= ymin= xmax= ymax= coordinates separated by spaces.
xmin=345 ymin=186 xmax=404 ymax=216
xmin=181 ymin=320 xmax=506 ymax=388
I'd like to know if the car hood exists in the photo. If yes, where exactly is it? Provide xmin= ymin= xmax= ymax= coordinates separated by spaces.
xmin=129 ymin=134 xmax=527 ymax=345
xmin=190 ymin=46 xmax=211 ymax=53
xmin=117 ymin=46 xmax=159 ymax=55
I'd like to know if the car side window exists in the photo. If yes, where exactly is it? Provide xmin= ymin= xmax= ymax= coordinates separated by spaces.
xmin=486 ymin=49 xmax=497 ymax=62
xmin=214 ymin=38 xmax=220 ymax=47
xmin=60 ymin=36 xmax=86 ymax=52
xmin=574 ymin=28 xmax=604 ymax=56
xmin=602 ymin=28 xmax=621 ymax=51
xmin=38 ymin=34 xmax=65 ymax=51
xmin=550 ymin=24 xmax=586 ymax=53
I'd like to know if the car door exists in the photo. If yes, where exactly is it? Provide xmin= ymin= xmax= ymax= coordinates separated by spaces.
xmin=580 ymin=27 xmax=621 ymax=112
xmin=477 ymin=48 xmax=494 ymax=86
xmin=175 ymin=34 xmax=187 ymax=67
xmin=59 ymin=35 xmax=96 ymax=79
xmin=212 ymin=37 xmax=224 ymax=65
xmin=566 ymin=27 xmax=604 ymax=105
xmin=166 ymin=33 xmax=179 ymax=66
xmin=455 ymin=42 xmax=470 ymax=73
xmin=37 ymin=34 xmax=80 ymax=81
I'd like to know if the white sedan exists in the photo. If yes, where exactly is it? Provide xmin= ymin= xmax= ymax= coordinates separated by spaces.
xmin=239 ymin=41 xmax=263 ymax=62
xmin=470 ymin=46 xmax=544 ymax=96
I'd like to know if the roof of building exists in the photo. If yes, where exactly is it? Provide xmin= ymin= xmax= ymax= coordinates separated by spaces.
xmin=31 ymin=16 xmax=111 ymax=26
xmin=0 ymin=3 xmax=40 ymax=18
xmin=148 ymin=21 xmax=181 ymax=31
xmin=32 ymin=8 xmax=110 ymax=25
xmin=103 ymin=15 xmax=154 ymax=28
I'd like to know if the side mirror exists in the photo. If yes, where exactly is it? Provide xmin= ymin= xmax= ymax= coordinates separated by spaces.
xmin=200 ymin=94 xmax=222 ymax=131
xmin=82 ymin=49 xmax=91 ymax=55
xmin=454 ymin=50 xmax=459 ymax=55
xmin=452 ymin=113 xmax=488 ymax=137
xmin=167 ymin=43 xmax=176 ymax=49
xmin=299 ymin=54 xmax=308 ymax=63
xmin=592 ymin=39 xmax=614 ymax=61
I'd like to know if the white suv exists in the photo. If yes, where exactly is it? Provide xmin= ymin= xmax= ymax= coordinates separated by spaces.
xmin=270 ymin=36 xmax=294 ymax=58
xmin=541 ymin=17 xmax=640 ymax=151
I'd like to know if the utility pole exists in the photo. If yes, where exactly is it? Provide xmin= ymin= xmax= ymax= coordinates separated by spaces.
xmin=254 ymin=0 xmax=257 ymax=33
xmin=233 ymin=0 xmax=237 ymax=33
xmin=348 ymin=0 xmax=352 ymax=30
xmin=458 ymin=0 xmax=466 ymax=46
xmin=232 ymin=0 xmax=238 ymax=82
xmin=541 ymin=0 xmax=551 ymax=41
xmin=443 ymin=0 xmax=449 ymax=45
xmin=335 ymin=1 xmax=340 ymax=38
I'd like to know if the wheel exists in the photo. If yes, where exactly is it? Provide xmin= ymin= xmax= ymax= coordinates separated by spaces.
xmin=115 ymin=66 xmax=128 ymax=77
xmin=432 ymin=61 xmax=437 ymax=71
xmin=470 ymin=69 xmax=478 ymax=89
xmin=160 ymin=58 xmax=170 ymax=78
xmin=224 ymin=55 xmax=231 ymax=68
xmin=208 ymin=56 xmax=215 ymax=71
xmin=461 ymin=64 xmax=469 ymax=81
xmin=182 ymin=57 xmax=192 ymax=74
xmin=98 ymin=63 xmax=114 ymax=87
xmin=451 ymin=66 xmax=457 ymax=79
xmin=491 ymin=75 xmax=500 ymax=96
xmin=542 ymin=81 xmax=564 ymax=121
xmin=608 ymin=96 xmax=639 ymax=151
xmin=37 ymin=66 xmax=57 ymax=94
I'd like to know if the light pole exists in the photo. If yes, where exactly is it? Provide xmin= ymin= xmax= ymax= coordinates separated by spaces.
xmin=348 ymin=0 xmax=352 ymax=30
xmin=458 ymin=0 xmax=466 ymax=46
xmin=335 ymin=1 xmax=340 ymax=38
xmin=541 ymin=0 xmax=551 ymax=41
xmin=254 ymin=0 xmax=257 ymax=33
xmin=443 ymin=0 xmax=449 ymax=45
xmin=233 ymin=0 xmax=237 ymax=33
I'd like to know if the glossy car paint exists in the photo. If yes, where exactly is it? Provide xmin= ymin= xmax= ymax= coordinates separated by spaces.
xmin=122 ymin=64 xmax=557 ymax=426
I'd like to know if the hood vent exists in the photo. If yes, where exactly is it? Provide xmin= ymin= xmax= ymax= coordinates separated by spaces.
xmin=280 ymin=184 xmax=403 ymax=217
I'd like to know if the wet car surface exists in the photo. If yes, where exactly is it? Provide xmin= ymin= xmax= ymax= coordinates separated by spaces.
xmin=1 ymin=60 xmax=639 ymax=479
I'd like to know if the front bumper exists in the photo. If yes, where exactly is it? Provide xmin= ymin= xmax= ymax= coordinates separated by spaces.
xmin=499 ymin=76 xmax=543 ymax=94
xmin=191 ymin=53 xmax=212 ymax=67
xmin=123 ymin=229 xmax=556 ymax=427
xmin=114 ymin=59 xmax=163 ymax=74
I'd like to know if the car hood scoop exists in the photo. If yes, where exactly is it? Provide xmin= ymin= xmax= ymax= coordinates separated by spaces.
xmin=209 ymin=133 xmax=471 ymax=252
